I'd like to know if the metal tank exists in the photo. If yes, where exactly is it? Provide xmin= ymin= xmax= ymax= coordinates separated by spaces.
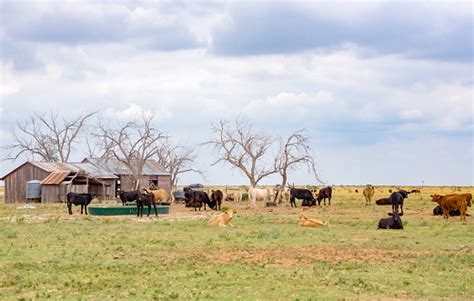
xmin=26 ymin=180 xmax=42 ymax=199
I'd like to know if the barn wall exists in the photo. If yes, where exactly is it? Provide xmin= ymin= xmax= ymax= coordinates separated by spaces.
xmin=88 ymin=180 xmax=115 ymax=200
xmin=41 ymin=185 xmax=60 ymax=203
xmin=158 ymin=176 xmax=171 ymax=191
xmin=120 ymin=175 xmax=151 ymax=191
xmin=3 ymin=163 xmax=50 ymax=203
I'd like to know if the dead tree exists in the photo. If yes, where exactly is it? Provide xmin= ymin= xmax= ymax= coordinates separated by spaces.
xmin=3 ymin=111 xmax=96 ymax=162
xmin=206 ymin=117 xmax=277 ymax=187
xmin=155 ymin=141 xmax=204 ymax=190
xmin=274 ymin=130 xmax=323 ymax=202
xmin=94 ymin=113 xmax=166 ymax=190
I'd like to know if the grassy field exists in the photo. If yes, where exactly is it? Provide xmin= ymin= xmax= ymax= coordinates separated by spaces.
xmin=0 ymin=186 xmax=473 ymax=300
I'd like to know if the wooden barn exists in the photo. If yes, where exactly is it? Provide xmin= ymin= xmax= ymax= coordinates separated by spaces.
xmin=0 ymin=162 xmax=117 ymax=203
xmin=82 ymin=157 xmax=171 ymax=193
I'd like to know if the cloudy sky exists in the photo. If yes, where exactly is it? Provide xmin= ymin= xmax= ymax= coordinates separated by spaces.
xmin=0 ymin=1 xmax=473 ymax=186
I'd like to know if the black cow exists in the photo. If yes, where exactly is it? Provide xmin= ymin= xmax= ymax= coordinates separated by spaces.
xmin=119 ymin=190 xmax=141 ymax=206
xmin=210 ymin=190 xmax=223 ymax=211
xmin=389 ymin=190 xmax=409 ymax=215
xmin=289 ymin=188 xmax=316 ymax=208
xmin=375 ymin=198 xmax=391 ymax=205
xmin=411 ymin=189 xmax=421 ymax=193
xmin=66 ymin=192 xmax=94 ymax=215
xmin=317 ymin=187 xmax=332 ymax=206
xmin=184 ymin=188 xmax=212 ymax=211
xmin=137 ymin=193 xmax=157 ymax=217
xmin=378 ymin=211 xmax=403 ymax=230
xmin=433 ymin=205 xmax=470 ymax=217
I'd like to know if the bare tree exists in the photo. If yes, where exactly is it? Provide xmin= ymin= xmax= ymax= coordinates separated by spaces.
xmin=155 ymin=141 xmax=204 ymax=190
xmin=206 ymin=117 xmax=277 ymax=187
xmin=94 ymin=112 xmax=167 ymax=190
xmin=274 ymin=130 xmax=323 ymax=202
xmin=3 ymin=111 xmax=97 ymax=162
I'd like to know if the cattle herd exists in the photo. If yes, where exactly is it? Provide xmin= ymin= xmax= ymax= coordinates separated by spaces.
xmin=65 ymin=185 xmax=472 ymax=229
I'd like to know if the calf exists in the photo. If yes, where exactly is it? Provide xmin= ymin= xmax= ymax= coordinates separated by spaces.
xmin=389 ymin=190 xmax=409 ymax=215
xmin=210 ymin=190 xmax=224 ymax=210
xmin=432 ymin=205 xmax=470 ymax=217
xmin=119 ymin=190 xmax=141 ymax=206
xmin=66 ymin=192 xmax=94 ymax=215
xmin=317 ymin=187 xmax=332 ymax=206
xmin=378 ymin=211 xmax=403 ymax=230
xmin=137 ymin=192 xmax=157 ymax=217
xmin=375 ymin=198 xmax=391 ymax=205
xmin=290 ymin=188 xmax=316 ymax=208
xmin=431 ymin=194 xmax=468 ymax=221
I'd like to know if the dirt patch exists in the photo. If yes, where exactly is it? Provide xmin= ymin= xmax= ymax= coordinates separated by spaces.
xmin=206 ymin=246 xmax=429 ymax=266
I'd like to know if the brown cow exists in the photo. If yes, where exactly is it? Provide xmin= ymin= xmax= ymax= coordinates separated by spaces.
xmin=431 ymin=194 xmax=468 ymax=221
xmin=363 ymin=185 xmax=375 ymax=205
xmin=446 ymin=193 xmax=472 ymax=207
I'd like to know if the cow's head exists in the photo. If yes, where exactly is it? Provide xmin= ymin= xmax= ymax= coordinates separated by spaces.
xmin=431 ymin=194 xmax=441 ymax=203
xmin=399 ymin=190 xmax=409 ymax=198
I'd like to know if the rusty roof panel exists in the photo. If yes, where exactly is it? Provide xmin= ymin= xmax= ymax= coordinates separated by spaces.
xmin=41 ymin=172 xmax=71 ymax=185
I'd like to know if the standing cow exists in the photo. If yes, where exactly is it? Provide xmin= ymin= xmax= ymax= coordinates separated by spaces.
xmin=289 ymin=188 xmax=316 ymax=207
xmin=389 ymin=190 xmax=409 ymax=215
xmin=363 ymin=185 xmax=375 ymax=205
xmin=210 ymin=190 xmax=224 ymax=210
xmin=66 ymin=192 xmax=94 ymax=215
xmin=317 ymin=187 xmax=332 ymax=206
xmin=248 ymin=187 xmax=272 ymax=207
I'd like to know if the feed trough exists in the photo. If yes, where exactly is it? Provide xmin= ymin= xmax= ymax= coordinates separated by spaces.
xmin=88 ymin=205 xmax=170 ymax=216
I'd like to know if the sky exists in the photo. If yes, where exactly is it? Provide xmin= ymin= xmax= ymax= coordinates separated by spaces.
xmin=0 ymin=0 xmax=473 ymax=186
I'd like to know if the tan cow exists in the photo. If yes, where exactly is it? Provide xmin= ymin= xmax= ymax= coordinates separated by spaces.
xmin=143 ymin=189 xmax=169 ymax=203
xmin=298 ymin=213 xmax=326 ymax=228
xmin=225 ymin=191 xmax=243 ymax=202
xmin=431 ymin=194 xmax=468 ymax=221
xmin=208 ymin=210 xmax=234 ymax=227
xmin=363 ymin=185 xmax=375 ymax=205
xmin=248 ymin=187 xmax=273 ymax=207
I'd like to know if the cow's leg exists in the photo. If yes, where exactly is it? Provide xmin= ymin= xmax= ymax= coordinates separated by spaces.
xmin=153 ymin=203 xmax=158 ymax=216
xmin=400 ymin=203 xmax=403 ymax=216
xmin=290 ymin=196 xmax=295 ymax=207
xmin=147 ymin=204 xmax=151 ymax=217
xmin=80 ymin=204 xmax=84 ymax=214
xmin=67 ymin=202 xmax=72 ymax=215
xmin=85 ymin=204 xmax=88 ymax=215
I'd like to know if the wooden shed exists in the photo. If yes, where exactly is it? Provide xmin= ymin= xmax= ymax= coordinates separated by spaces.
xmin=0 ymin=162 xmax=116 ymax=203
xmin=82 ymin=157 xmax=171 ymax=194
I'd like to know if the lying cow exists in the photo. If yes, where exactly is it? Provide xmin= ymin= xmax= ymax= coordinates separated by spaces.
xmin=66 ymin=192 xmax=94 ymax=215
xmin=378 ymin=211 xmax=403 ymax=230
xmin=208 ymin=210 xmax=234 ymax=227
xmin=137 ymin=192 xmax=157 ymax=217
xmin=248 ymin=187 xmax=272 ymax=207
xmin=317 ymin=187 xmax=332 ymax=206
xmin=290 ymin=188 xmax=316 ymax=207
xmin=119 ymin=190 xmax=141 ymax=206
xmin=431 ymin=194 xmax=468 ymax=221
xmin=210 ymin=190 xmax=224 ymax=210
xmin=433 ymin=205 xmax=471 ymax=217
xmin=375 ymin=198 xmax=391 ymax=205
xmin=389 ymin=190 xmax=409 ymax=215
xmin=298 ymin=213 xmax=326 ymax=228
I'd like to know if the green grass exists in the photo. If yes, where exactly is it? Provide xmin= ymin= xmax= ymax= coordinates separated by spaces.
xmin=0 ymin=188 xmax=473 ymax=300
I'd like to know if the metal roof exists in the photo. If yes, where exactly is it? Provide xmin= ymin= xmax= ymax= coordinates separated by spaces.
xmin=83 ymin=157 xmax=170 ymax=176
xmin=71 ymin=162 xmax=118 ymax=179
xmin=31 ymin=162 xmax=82 ymax=173
xmin=41 ymin=172 xmax=71 ymax=185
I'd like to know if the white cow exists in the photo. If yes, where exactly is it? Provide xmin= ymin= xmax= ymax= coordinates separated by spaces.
xmin=248 ymin=187 xmax=273 ymax=207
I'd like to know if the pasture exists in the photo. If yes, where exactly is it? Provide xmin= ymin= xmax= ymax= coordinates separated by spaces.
xmin=0 ymin=186 xmax=473 ymax=300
